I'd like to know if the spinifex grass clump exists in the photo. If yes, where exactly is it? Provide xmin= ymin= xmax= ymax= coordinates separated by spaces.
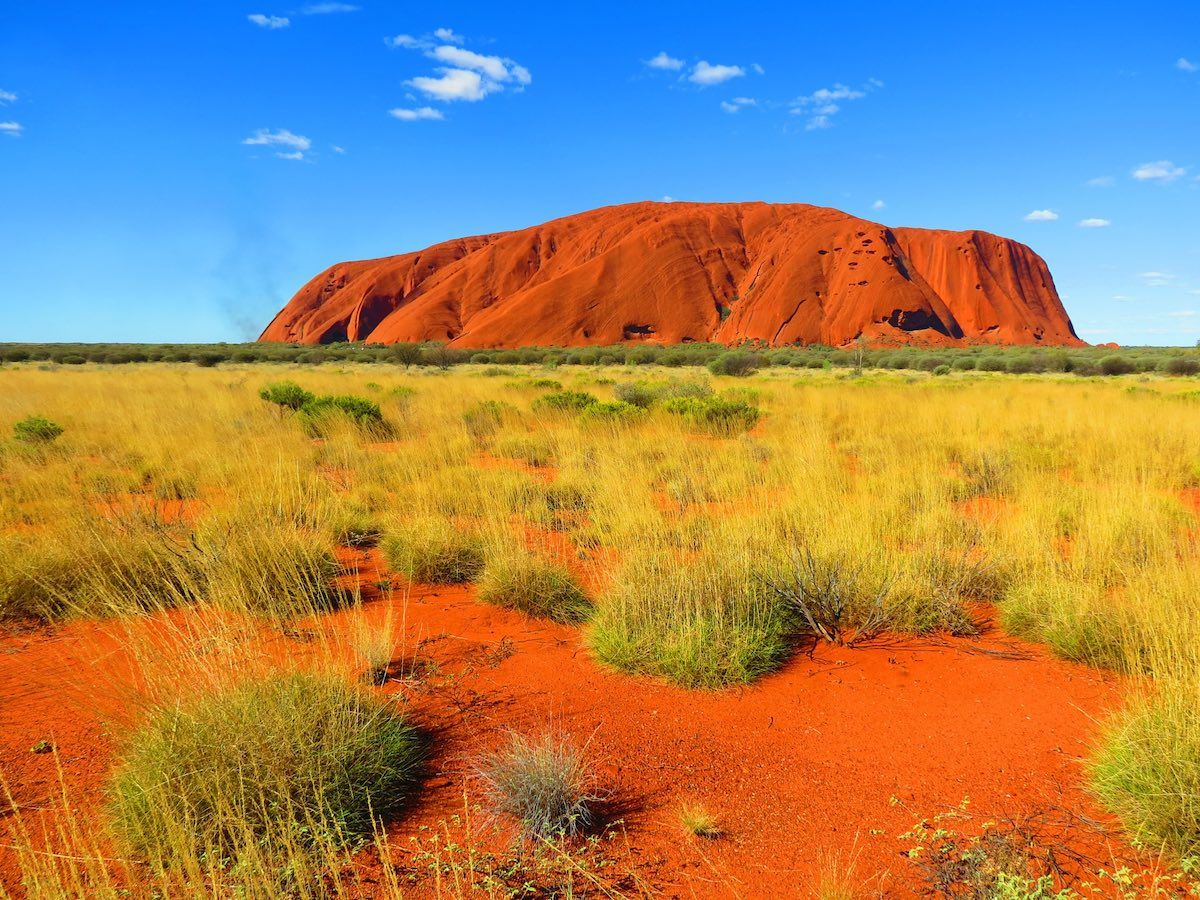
xmin=588 ymin=545 xmax=790 ymax=688
xmin=108 ymin=671 xmax=422 ymax=876
xmin=662 ymin=395 xmax=760 ymax=435
xmin=532 ymin=390 xmax=598 ymax=414
xmin=477 ymin=549 xmax=592 ymax=623
xmin=477 ymin=732 xmax=599 ymax=840
xmin=381 ymin=517 xmax=485 ymax=583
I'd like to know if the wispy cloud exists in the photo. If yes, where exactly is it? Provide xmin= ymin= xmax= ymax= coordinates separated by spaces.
xmin=872 ymin=199 xmax=886 ymax=210
xmin=1177 ymin=57 xmax=1198 ymax=73
xmin=300 ymin=2 xmax=359 ymax=13
xmin=0 ymin=121 xmax=23 ymax=137
xmin=1132 ymin=160 xmax=1186 ymax=182
xmin=646 ymin=51 xmax=684 ymax=71
xmin=1024 ymin=209 xmax=1059 ymax=221
xmin=1078 ymin=218 xmax=1111 ymax=228
xmin=1086 ymin=175 xmax=1115 ymax=187
xmin=248 ymin=13 xmax=289 ymax=28
xmin=390 ymin=29 xmax=530 ymax=105
xmin=689 ymin=61 xmax=745 ymax=86
xmin=719 ymin=96 xmax=757 ymax=113
xmin=1167 ymin=310 xmax=1197 ymax=317
xmin=242 ymin=128 xmax=311 ymax=159
xmin=0 ymin=89 xmax=16 ymax=105
xmin=790 ymin=81 xmax=880 ymax=130
xmin=389 ymin=106 xmax=444 ymax=121
xmin=1112 ymin=295 xmax=1135 ymax=302
xmin=1140 ymin=271 xmax=1174 ymax=286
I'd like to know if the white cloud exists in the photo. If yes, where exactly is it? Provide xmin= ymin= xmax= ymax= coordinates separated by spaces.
xmin=242 ymin=128 xmax=311 ymax=159
xmin=1078 ymin=217 xmax=1111 ymax=228
xmin=1140 ymin=271 xmax=1174 ymax=286
xmin=389 ymin=106 xmax=444 ymax=121
xmin=1132 ymin=160 xmax=1186 ymax=182
xmin=689 ymin=61 xmax=745 ymax=86
xmin=872 ymin=199 xmax=886 ymax=210
xmin=752 ymin=63 xmax=765 ymax=75
xmin=790 ymin=81 xmax=877 ymax=130
xmin=1112 ymin=295 xmax=1135 ymax=302
xmin=392 ymin=32 xmax=530 ymax=104
xmin=407 ymin=69 xmax=492 ymax=102
xmin=300 ymin=2 xmax=358 ymax=13
xmin=719 ymin=96 xmax=757 ymax=113
xmin=430 ymin=45 xmax=530 ymax=84
xmin=1177 ymin=57 xmax=1198 ymax=73
xmin=331 ymin=145 xmax=345 ymax=153
xmin=0 ymin=121 xmax=23 ymax=137
xmin=1024 ymin=209 xmax=1059 ymax=221
xmin=646 ymin=51 xmax=683 ymax=71
xmin=1168 ymin=310 xmax=1197 ymax=317
xmin=1086 ymin=175 xmax=1115 ymax=187
xmin=248 ymin=13 xmax=289 ymax=28
xmin=0 ymin=90 xmax=16 ymax=105
xmin=661 ymin=195 xmax=675 ymax=202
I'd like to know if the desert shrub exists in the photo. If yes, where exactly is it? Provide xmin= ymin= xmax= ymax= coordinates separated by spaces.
xmin=933 ymin=364 xmax=952 ymax=376
xmin=12 ymin=415 xmax=64 ymax=444
xmin=108 ymin=671 xmax=422 ymax=874
xmin=296 ymin=394 xmax=385 ymax=437
xmin=759 ymin=546 xmax=892 ymax=646
xmin=381 ymin=518 xmax=484 ymax=584
xmin=707 ymin=351 xmax=763 ymax=377
xmin=579 ymin=400 xmax=645 ymax=426
xmin=614 ymin=378 xmax=712 ymax=408
xmin=476 ymin=732 xmax=598 ymax=839
xmin=533 ymin=390 xmax=598 ymax=414
xmin=192 ymin=351 xmax=225 ymax=367
xmin=977 ymin=355 xmax=1007 ymax=372
xmin=951 ymin=356 xmax=977 ymax=371
xmin=612 ymin=381 xmax=659 ymax=408
xmin=1100 ymin=355 xmax=1136 ymax=376
xmin=662 ymin=396 xmax=760 ymax=436
xmin=589 ymin=550 xmax=790 ymax=688
xmin=477 ymin=550 xmax=591 ymax=623
xmin=258 ymin=380 xmax=314 ymax=410
xmin=1165 ymin=357 xmax=1200 ymax=377
xmin=197 ymin=520 xmax=345 ymax=619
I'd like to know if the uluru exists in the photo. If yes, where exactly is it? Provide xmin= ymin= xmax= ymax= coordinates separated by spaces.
xmin=259 ymin=201 xmax=1082 ymax=348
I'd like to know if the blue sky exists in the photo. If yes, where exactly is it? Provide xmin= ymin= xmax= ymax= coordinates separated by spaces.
xmin=1 ymin=2 xmax=1198 ymax=345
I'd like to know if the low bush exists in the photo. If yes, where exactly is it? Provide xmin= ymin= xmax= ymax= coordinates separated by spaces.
xmin=12 ymin=415 xmax=64 ymax=444
xmin=533 ymin=390 xmax=599 ymax=414
xmin=477 ymin=550 xmax=592 ymax=623
xmin=579 ymin=400 xmax=646 ymax=426
xmin=1164 ymin=357 xmax=1200 ymax=377
xmin=707 ymin=351 xmax=763 ymax=377
xmin=463 ymin=399 xmax=514 ymax=440
xmin=258 ymin=380 xmax=315 ymax=410
xmin=1100 ymin=355 xmax=1137 ymax=376
xmin=476 ymin=732 xmax=598 ymax=839
xmin=108 ymin=671 xmax=422 ymax=874
xmin=381 ymin=518 xmax=485 ymax=584
xmin=297 ymin=395 xmax=384 ymax=436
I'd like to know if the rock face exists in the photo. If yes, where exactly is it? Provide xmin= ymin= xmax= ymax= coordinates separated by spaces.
xmin=260 ymin=202 xmax=1081 ymax=348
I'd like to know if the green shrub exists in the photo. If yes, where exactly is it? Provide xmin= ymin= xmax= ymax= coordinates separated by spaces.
xmin=707 ymin=351 xmax=763 ymax=377
xmin=476 ymin=732 xmax=597 ymax=839
xmin=1100 ymin=355 xmax=1136 ymax=376
xmin=533 ymin=390 xmax=599 ymax=413
xmin=1164 ymin=357 xmax=1200 ymax=377
xmin=477 ymin=551 xmax=592 ymax=623
xmin=933 ymin=364 xmax=952 ymax=376
xmin=662 ymin=396 xmax=760 ymax=435
xmin=462 ymin=399 xmax=513 ymax=440
xmin=381 ymin=518 xmax=484 ymax=583
xmin=579 ymin=400 xmax=646 ymax=426
xmin=296 ymin=395 xmax=384 ymax=436
xmin=12 ymin=415 xmax=64 ymax=444
xmin=108 ymin=671 xmax=422 ymax=873
xmin=258 ymin=381 xmax=315 ymax=411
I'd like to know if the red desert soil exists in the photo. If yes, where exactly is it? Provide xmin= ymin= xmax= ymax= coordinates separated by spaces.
xmin=259 ymin=201 xmax=1082 ymax=350
xmin=0 ymin=553 xmax=1143 ymax=897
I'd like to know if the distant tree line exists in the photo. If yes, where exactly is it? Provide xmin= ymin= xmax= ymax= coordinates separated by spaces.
xmin=1 ymin=340 xmax=1198 ymax=377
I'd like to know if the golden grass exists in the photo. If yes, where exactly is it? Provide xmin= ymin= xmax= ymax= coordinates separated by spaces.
xmin=2 ymin=360 xmax=1200 ymax=890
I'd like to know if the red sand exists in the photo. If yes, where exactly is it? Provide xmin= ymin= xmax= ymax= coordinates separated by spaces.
xmin=259 ymin=201 xmax=1081 ymax=350
xmin=1 ymin=548 xmax=1143 ymax=897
